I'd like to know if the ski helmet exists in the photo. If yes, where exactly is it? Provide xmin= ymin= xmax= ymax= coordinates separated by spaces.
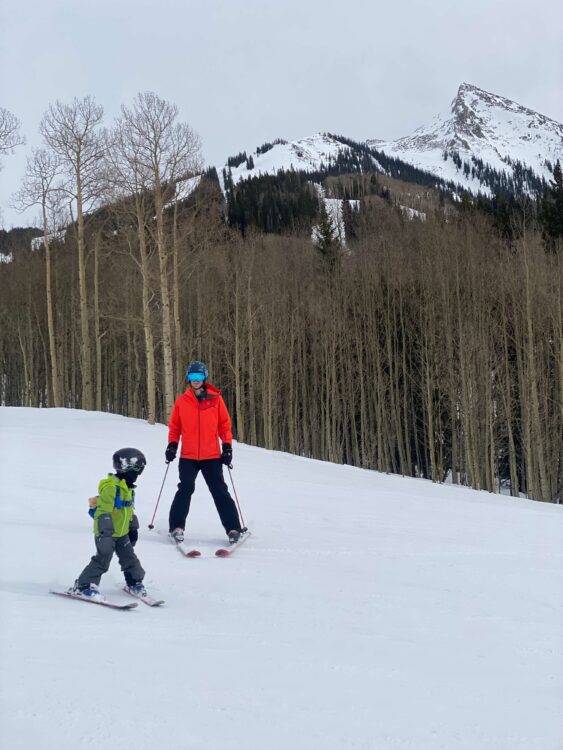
xmin=112 ymin=447 xmax=146 ymax=475
xmin=186 ymin=360 xmax=209 ymax=381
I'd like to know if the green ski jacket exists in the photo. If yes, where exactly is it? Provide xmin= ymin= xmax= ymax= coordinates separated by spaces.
xmin=93 ymin=474 xmax=136 ymax=538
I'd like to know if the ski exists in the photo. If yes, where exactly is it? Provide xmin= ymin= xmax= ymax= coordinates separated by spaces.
xmin=159 ymin=530 xmax=201 ymax=557
xmin=50 ymin=589 xmax=138 ymax=610
xmin=122 ymin=586 xmax=165 ymax=607
xmin=171 ymin=538 xmax=202 ymax=558
xmin=215 ymin=530 xmax=251 ymax=557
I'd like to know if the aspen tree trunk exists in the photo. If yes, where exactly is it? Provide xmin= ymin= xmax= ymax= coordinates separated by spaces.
xmin=398 ymin=288 xmax=413 ymax=475
xmin=18 ymin=328 xmax=30 ymax=406
xmin=288 ymin=309 xmax=296 ymax=455
xmin=154 ymin=185 xmax=175 ymax=417
xmin=171 ymin=203 xmax=183 ymax=392
xmin=455 ymin=267 xmax=479 ymax=489
xmin=76 ymin=181 xmax=93 ymax=410
xmin=523 ymin=245 xmax=550 ymax=500
xmin=499 ymin=295 xmax=519 ymax=496
xmin=514 ymin=314 xmax=533 ymax=498
xmin=556 ymin=269 xmax=563 ymax=502
xmin=247 ymin=255 xmax=257 ymax=446
xmin=42 ymin=204 xmax=61 ymax=407
xmin=354 ymin=306 xmax=368 ymax=467
xmin=441 ymin=279 xmax=459 ymax=484
xmin=93 ymin=232 xmax=103 ymax=412
xmin=423 ymin=326 xmax=437 ymax=481
xmin=70 ymin=286 xmax=77 ymax=407
xmin=233 ymin=264 xmax=244 ymax=442
xmin=263 ymin=332 xmax=274 ymax=449
xmin=386 ymin=290 xmax=407 ymax=474
xmin=136 ymin=213 xmax=156 ymax=425
xmin=132 ymin=334 xmax=141 ymax=418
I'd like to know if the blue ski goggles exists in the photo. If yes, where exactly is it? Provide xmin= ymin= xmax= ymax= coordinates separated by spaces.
xmin=187 ymin=372 xmax=206 ymax=382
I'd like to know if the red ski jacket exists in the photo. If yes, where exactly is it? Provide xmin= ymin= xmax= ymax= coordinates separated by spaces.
xmin=167 ymin=384 xmax=233 ymax=460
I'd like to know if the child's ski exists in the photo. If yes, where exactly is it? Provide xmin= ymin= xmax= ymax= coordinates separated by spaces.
xmin=215 ymin=530 xmax=251 ymax=557
xmin=50 ymin=590 xmax=138 ymax=610
xmin=122 ymin=586 xmax=165 ymax=607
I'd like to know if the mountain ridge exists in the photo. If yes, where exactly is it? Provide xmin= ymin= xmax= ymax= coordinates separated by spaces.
xmin=221 ymin=83 xmax=562 ymax=198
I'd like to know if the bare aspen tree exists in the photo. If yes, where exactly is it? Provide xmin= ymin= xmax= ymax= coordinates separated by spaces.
xmin=0 ymin=107 xmax=24 ymax=161
xmin=11 ymin=148 xmax=63 ymax=406
xmin=40 ymin=97 xmax=105 ymax=411
xmin=118 ymin=92 xmax=202 ymax=415
xmin=105 ymin=118 xmax=159 ymax=423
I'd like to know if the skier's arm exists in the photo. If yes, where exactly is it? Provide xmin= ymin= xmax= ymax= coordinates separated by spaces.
xmin=168 ymin=400 xmax=181 ymax=444
xmin=94 ymin=482 xmax=116 ymax=537
xmin=96 ymin=483 xmax=117 ymax=515
xmin=218 ymin=396 xmax=233 ymax=444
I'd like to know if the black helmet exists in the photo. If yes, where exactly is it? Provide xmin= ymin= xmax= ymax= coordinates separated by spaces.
xmin=186 ymin=360 xmax=209 ymax=381
xmin=112 ymin=447 xmax=146 ymax=475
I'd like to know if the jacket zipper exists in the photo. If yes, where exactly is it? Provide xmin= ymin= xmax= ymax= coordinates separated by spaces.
xmin=197 ymin=393 xmax=201 ymax=460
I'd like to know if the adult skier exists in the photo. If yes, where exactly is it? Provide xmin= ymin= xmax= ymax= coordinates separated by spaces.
xmin=166 ymin=361 xmax=243 ymax=544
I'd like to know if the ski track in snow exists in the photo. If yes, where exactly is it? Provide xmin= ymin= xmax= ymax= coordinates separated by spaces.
xmin=0 ymin=407 xmax=562 ymax=750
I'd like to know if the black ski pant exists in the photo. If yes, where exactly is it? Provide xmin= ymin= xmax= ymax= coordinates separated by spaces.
xmin=169 ymin=458 xmax=241 ymax=534
xmin=77 ymin=534 xmax=145 ymax=588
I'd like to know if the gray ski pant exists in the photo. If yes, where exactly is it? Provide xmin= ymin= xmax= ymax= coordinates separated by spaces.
xmin=77 ymin=534 xmax=145 ymax=587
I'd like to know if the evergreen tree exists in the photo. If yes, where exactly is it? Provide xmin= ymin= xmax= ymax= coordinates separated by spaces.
xmin=540 ymin=160 xmax=563 ymax=245
xmin=314 ymin=202 xmax=341 ymax=270
xmin=341 ymin=199 xmax=358 ymax=241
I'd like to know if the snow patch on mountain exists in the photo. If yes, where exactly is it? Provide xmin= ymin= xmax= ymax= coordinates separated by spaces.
xmin=400 ymin=205 xmax=426 ymax=221
xmin=30 ymin=228 xmax=67 ymax=251
xmin=311 ymin=183 xmax=359 ymax=245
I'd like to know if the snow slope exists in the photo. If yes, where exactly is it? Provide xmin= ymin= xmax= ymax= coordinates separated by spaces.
xmin=221 ymin=133 xmax=381 ymax=189
xmin=371 ymin=83 xmax=563 ymax=194
xmin=0 ymin=407 xmax=562 ymax=750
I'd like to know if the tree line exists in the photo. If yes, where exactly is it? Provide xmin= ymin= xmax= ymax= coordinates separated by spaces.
xmin=0 ymin=96 xmax=561 ymax=503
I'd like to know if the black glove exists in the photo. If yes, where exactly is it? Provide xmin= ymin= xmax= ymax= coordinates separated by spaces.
xmin=165 ymin=441 xmax=178 ymax=463
xmin=221 ymin=443 xmax=233 ymax=467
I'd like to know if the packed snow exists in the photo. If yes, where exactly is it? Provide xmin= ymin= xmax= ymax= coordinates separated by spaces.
xmin=0 ymin=407 xmax=561 ymax=750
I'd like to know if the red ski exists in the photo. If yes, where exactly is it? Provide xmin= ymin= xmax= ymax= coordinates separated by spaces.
xmin=215 ymin=530 xmax=251 ymax=557
xmin=159 ymin=530 xmax=201 ymax=557
xmin=171 ymin=538 xmax=201 ymax=558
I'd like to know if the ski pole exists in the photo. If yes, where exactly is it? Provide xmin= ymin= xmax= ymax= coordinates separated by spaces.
xmin=148 ymin=463 xmax=170 ymax=529
xmin=227 ymin=465 xmax=247 ymax=532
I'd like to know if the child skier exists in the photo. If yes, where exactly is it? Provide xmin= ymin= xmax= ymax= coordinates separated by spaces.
xmin=71 ymin=447 xmax=148 ymax=600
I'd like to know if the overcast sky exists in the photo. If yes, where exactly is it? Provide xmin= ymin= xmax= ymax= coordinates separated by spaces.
xmin=1 ymin=0 xmax=562 ymax=228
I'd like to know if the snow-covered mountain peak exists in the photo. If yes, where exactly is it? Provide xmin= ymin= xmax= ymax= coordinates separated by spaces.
xmin=373 ymin=83 xmax=563 ymax=194
xmin=449 ymin=82 xmax=562 ymax=149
